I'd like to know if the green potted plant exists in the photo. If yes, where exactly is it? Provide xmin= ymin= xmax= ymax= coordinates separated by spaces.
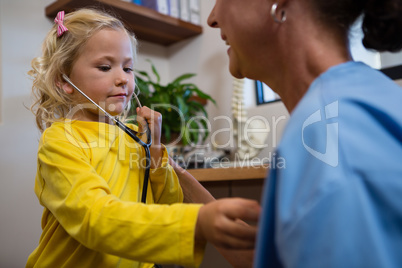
xmin=131 ymin=61 xmax=216 ymax=146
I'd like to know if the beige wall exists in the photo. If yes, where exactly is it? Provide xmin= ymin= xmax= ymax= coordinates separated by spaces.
xmin=1 ymin=1 xmax=49 ymax=266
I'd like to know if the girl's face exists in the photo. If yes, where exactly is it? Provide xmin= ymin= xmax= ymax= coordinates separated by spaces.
xmin=207 ymin=0 xmax=274 ymax=80
xmin=66 ymin=28 xmax=135 ymax=121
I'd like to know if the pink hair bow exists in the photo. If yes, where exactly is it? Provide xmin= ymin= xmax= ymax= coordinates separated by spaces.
xmin=54 ymin=11 xmax=68 ymax=37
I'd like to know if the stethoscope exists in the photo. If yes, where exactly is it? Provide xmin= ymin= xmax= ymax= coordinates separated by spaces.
xmin=62 ymin=74 xmax=152 ymax=203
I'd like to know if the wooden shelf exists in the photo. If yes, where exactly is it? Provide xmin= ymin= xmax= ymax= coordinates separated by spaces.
xmin=188 ymin=165 xmax=269 ymax=182
xmin=45 ymin=0 xmax=203 ymax=46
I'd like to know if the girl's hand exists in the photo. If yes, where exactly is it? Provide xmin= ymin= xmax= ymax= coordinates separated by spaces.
xmin=195 ymin=198 xmax=260 ymax=249
xmin=136 ymin=106 xmax=162 ymax=146
xmin=136 ymin=106 xmax=164 ymax=169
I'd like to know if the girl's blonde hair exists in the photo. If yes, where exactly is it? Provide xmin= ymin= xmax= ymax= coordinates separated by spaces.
xmin=30 ymin=8 xmax=137 ymax=132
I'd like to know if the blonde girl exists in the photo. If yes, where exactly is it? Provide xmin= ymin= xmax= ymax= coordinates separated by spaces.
xmin=27 ymin=8 xmax=260 ymax=268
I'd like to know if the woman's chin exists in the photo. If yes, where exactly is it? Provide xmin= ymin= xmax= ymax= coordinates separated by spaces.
xmin=228 ymin=59 xmax=245 ymax=79
xmin=229 ymin=65 xmax=245 ymax=79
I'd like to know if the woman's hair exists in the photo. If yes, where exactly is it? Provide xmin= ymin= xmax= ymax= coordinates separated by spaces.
xmin=30 ymin=8 xmax=137 ymax=132
xmin=309 ymin=0 xmax=402 ymax=52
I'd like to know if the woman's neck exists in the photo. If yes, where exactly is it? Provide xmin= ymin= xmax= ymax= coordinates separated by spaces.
xmin=261 ymin=2 xmax=351 ymax=113
xmin=273 ymin=48 xmax=350 ymax=113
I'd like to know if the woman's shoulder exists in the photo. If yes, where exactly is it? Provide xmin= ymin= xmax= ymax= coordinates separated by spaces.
xmin=284 ymin=61 xmax=402 ymax=162
xmin=320 ymin=61 xmax=400 ymax=94
xmin=307 ymin=61 xmax=402 ymax=116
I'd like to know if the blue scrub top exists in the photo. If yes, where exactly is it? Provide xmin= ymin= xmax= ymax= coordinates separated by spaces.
xmin=255 ymin=62 xmax=402 ymax=268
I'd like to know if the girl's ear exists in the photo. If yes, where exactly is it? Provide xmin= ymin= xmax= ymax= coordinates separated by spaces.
xmin=56 ymin=81 xmax=73 ymax=94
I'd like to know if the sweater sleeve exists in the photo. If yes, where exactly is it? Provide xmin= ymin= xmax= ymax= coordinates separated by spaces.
xmin=36 ymin=132 xmax=204 ymax=267
xmin=149 ymin=145 xmax=184 ymax=204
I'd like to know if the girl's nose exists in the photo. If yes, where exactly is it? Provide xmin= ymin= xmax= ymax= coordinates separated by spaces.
xmin=115 ymin=76 xmax=129 ymax=87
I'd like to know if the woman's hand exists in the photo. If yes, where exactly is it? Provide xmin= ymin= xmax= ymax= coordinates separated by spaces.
xmin=195 ymin=198 xmax=261 ymax=249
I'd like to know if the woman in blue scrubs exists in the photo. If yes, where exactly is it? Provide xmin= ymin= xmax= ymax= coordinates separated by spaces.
xmin=208 ymin=0 xmax=402 ymax=267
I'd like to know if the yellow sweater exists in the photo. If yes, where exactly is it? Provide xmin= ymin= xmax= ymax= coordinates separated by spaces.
xmin=26 ymin=120 xmax=204 ymax=268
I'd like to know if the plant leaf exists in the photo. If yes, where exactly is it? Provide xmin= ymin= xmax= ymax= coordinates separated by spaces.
xmin=163 ymin=124 xmax=171 ymax=143
xmin=147 ymin=59 xmax=161 ymax=84
xmin=131 ymin=61 xmax=217 ymax=146
xmin=171 ymin=73 xmax=196 ymax=86
xmin=135 ymin=70 xmax=153 ymax=82
xmin=176 ymin=96 xmax=188 ymax=115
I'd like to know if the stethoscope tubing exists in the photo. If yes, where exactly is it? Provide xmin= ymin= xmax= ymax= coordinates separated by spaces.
xmin=62 ymin=74 xmax=152 ymax=203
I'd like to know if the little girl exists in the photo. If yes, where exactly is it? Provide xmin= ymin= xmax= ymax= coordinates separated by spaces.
xmin=27 ymin=8 xmax=260 ymax=268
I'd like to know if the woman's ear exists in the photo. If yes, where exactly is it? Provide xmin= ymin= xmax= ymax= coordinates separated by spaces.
xmin=56 ymin=80 xmax=73 ymax=94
